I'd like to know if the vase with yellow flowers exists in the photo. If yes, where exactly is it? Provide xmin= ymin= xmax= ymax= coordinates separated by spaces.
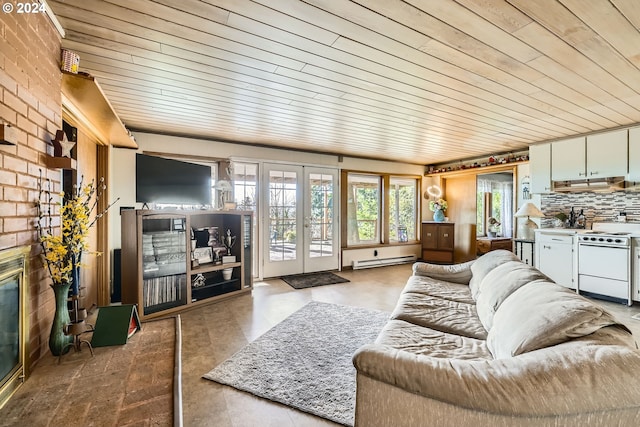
xmin=36 ymin=172 xmax=117 ymax=356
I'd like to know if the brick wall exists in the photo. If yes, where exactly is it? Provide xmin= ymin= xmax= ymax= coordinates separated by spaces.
xmin=1 ymin=10 xmax=63 ymax=366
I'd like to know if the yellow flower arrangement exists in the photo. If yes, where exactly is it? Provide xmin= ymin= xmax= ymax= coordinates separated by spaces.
xmin=36 ymin=173 xmax=116 ymax=287
xmin=429 ymin=198 xmax=448 ymax=212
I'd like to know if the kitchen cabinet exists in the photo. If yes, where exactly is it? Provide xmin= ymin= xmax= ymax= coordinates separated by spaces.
xmin=551 ymin=130 xmax=627 ymax=181
xmin=586 ymin=129 xmax=627 ymax=178
xmin=551 ymin=137 xmax=585 ymax=181
xmin=634 ymin=242 xmax=640 ymax=302
xmin=421 ymin=222 xmax=454 ymax=264
xmin=535 ymin=232 xmax=576 ymax=289
xmin=529 ymin=143 xmax=551 ymax=193
xmin=629 ymin=127 xmax=640 ymax=183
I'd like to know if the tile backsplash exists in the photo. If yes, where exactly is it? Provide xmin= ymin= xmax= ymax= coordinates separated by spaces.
xmin=540 ymin=191 xmax=640 ymax=228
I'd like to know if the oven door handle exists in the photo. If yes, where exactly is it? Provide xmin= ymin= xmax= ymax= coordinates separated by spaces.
xmin=578 ymin=243 xmax=629 ymax=249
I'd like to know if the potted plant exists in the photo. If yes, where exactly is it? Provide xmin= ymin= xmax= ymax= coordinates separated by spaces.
xmin=35 ymin=173 xmax=117 ymax=356
xmin=487 ymin=217 xmax=501 ymax=238
xmin=429 ymin=198 xmax=448 ymax=222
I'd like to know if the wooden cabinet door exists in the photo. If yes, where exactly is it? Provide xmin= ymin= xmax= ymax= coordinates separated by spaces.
xmin=438 ymin=224 xmax=454 ymax=250
xmin=422 ymin=223 xmax=439 ymax=249
xmin=551 ymin=136 xmax=586 ymax=181
xmin=586 ymin=129 xmax=627 ymax=178
xmin=530 ymin=143 xmax=551 ymax=193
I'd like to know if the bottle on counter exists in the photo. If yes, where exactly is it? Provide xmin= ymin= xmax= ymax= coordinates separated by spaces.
xmin=576 ymin=209 xmax=586 ymax=229
xmin=569 ymin=207 xmax=576 ymax=228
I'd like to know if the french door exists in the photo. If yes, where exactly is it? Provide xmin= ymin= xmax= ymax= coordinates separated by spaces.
xmin=262 ymin=164 xmax=339 ymax=278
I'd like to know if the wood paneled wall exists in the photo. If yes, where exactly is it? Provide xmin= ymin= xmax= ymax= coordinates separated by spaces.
xmin=442 ymin=175 xmax=477 ymax=263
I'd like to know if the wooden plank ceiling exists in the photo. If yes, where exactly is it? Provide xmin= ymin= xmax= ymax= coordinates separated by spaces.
xmin=48 ymin=0 xmax=640 ymax=165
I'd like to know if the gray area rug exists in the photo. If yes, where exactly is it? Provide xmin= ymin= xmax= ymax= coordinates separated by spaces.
xmin=280 ymin=271 xmax=350 ymax=289
xmin=203 ymin=301 xmax=389 ymax=426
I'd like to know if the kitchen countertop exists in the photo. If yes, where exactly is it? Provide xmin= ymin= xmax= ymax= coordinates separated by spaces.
xmin=536 ymin=223 xmax=640 ymax=237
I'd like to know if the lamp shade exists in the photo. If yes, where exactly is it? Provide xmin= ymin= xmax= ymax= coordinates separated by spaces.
xmin=515 ymin=202 xmax=544 ymax=240
xmin=514 ymin=202 xmax=544 ymax=218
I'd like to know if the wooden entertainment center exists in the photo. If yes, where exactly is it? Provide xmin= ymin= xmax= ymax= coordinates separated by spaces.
xmin=120 ymin=209 xmax=253 ymax=320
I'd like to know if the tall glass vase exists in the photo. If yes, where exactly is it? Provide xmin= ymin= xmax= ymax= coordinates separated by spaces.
xmin=433 ymin=208 xmax=446 ymax=222
xmin=49 ymin=282 xmax=72 ymax=356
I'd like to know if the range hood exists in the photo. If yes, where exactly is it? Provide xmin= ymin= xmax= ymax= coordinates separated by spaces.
xmin=552 ymin=176 xmax=626 ymax=192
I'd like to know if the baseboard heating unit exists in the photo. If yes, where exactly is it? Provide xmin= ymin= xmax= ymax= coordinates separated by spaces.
xmin=352 ymin=255 xmax=417 ymax=270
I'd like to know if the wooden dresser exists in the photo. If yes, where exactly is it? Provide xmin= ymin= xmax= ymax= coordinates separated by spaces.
xmin=421 ymin=222 xmax=455 ymax=264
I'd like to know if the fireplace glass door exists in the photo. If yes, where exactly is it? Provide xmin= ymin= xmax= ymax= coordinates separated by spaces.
xmin=0 ymin=247 xmax=28 ymax=409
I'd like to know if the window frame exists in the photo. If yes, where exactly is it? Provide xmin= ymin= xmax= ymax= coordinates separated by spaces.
xmin=341 ymin=170 xmax=421 ymax=248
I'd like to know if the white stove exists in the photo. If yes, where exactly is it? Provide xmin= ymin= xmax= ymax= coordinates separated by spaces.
xmin=577 ymin=223 xmax=639 ymax=306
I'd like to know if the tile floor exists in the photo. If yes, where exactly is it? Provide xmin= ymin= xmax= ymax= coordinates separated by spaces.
xmin=2 ymin=263 xmax=640 ymax=427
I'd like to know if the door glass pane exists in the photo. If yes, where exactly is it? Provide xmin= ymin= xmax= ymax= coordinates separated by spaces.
xmin=269 ymin=170 xmax=297 ymax=262
xmin=309 ymin=173 xmax=334 ymax=258
xmin=347 ymin=174 xmax=381 ymax=245
xmin=389 ymin=177 xmax=417 ymax=242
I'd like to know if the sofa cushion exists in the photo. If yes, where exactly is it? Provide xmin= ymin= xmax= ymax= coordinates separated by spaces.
xmin=487 ymin=280 xmax=627 ymax=358
xmin=475 ymin=260 xmax=548 ymax=330
xmin=468 ymin=249 xmax=520 ymax=300
xmin=391 ymin=292 xmax=487 ymax=340
xmin=412 ymin=260 xmax=475 ymax=284
xmin=376 ymin=319 xmax=492 ymax=360
xmin=403 ymin=275 xmax=475 ymax=304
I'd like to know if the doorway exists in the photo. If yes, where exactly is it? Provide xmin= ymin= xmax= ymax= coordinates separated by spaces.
xmin=262 ymin=163 xmax=339 ymax=278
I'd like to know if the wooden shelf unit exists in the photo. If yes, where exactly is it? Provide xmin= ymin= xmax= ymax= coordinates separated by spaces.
xmin=120 ymin=209 xmax=253 ymax=320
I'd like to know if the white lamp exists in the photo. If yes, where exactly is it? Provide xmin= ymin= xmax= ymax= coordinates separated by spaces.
xmin=515 ymin=202 xmax=544 ymax=240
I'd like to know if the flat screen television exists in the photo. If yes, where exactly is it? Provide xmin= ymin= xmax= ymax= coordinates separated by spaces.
xmin=136 ymin=154 xmax=211 ymax=206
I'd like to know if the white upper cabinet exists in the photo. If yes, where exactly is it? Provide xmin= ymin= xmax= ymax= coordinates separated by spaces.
xmin=629 ymin=127 xmax=640 ymax=182
xmin=586 ymin=129 xmax=628 ymax=178
xmin=551 ymin=130 xmax=627 ymax=181
xmin=529 ymin=143 xmax=551 ymax=193
xmin=551 ymin=136 xmax=586 ymax=181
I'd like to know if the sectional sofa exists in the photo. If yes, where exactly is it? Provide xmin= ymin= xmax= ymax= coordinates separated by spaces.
xmin=353 ymin=250 xmax=640 ymax=426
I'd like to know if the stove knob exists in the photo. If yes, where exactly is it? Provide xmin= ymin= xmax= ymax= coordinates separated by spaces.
xmin=606 ymin=238 xmax=613 ymax=243
xmin=615 ymin=239 xmax=622 ymax=243
xmin=598 ymin=237 xmax=604 ymax=242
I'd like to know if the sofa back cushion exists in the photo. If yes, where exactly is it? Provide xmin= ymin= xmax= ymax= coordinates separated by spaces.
xmin=469 ymin=250 xmax=520 ymax=300
xmin=487 ymin=280 xmax=627 ymax=359
xmin=475 ymin=261 xmax=548 ymax=330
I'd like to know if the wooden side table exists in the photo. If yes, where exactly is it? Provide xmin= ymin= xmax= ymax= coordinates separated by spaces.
xmin=476 ymin=237 xmax=513 ymax=256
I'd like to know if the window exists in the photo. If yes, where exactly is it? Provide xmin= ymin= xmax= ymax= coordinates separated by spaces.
xmin=389 ymin=177 xmax=417 ymax=242
xmin=232 ymin=162 xmax=257 ymax=211
xmin=347 ymin=174 xmax=381 ymax=245
xmin=345 ymin=172 xmax=420 ymax=246
xmin=231 ymin=162 xmax=258 ymax=277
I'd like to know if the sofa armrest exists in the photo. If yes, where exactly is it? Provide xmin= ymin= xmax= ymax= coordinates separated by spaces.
xmin=353 ymin=338 xmax=640 ymax=417
xmin=412 ymin=260 xmax=475 ymax=284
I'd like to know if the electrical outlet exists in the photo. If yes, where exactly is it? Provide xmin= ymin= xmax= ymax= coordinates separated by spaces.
xmin=374 ymin=249 xmax=378 ymax=257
